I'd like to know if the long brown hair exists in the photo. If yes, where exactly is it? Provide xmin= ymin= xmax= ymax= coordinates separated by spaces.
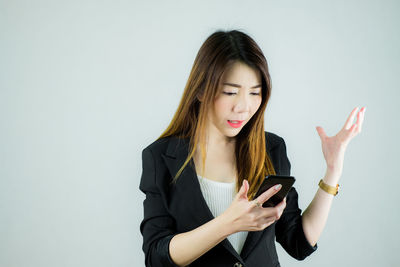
xmin=157 ymin=29 xmax=276 ymax=200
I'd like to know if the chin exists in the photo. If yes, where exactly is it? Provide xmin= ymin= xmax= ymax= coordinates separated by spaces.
xmin=226 ymin=129 xmax=242 ymax=137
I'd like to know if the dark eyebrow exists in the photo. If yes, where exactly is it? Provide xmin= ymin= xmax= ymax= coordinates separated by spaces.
xmin=222 ymin=82 xmax=262 ymax=89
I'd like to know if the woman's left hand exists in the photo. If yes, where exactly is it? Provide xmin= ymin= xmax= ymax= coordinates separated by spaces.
xmin=316 ymin=106 xmax=366 ymax=176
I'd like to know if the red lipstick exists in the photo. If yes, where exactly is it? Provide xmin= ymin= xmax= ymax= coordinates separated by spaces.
xmin=227 ymin=120 xmax=244 ymax=128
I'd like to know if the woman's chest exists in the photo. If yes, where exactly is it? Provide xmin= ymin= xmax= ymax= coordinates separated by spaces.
xmin=193 ymin=152 xmax=237 ymax=183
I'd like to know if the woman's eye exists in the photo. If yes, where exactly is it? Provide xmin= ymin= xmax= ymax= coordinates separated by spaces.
xmin=251 ymin=92 xmax=261 ymax=95
xmin=223 ymin=92 xmax=236 ymax=95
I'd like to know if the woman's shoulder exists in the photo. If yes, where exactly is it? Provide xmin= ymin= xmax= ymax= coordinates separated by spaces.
xmin=141 ymin=135 xmax=188 ymax=157
xmin=264 ymin=131 xmax=291 ymax=174
xmin=264 ymin=131 xmax=286 ymax=149
xmin=142 ymin=136 xmax=172 ymax=154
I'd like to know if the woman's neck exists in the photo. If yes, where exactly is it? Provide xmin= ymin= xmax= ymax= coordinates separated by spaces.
xmin=203 ymin=126 xmax=236 ymax=148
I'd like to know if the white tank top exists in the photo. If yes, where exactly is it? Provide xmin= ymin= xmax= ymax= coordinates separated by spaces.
xmin=197 ymin=175 xmax=248 ymax=255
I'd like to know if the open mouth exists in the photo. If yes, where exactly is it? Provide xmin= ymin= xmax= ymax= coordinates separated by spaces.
xmin=227 ymin=120 xmax=244 ymax=128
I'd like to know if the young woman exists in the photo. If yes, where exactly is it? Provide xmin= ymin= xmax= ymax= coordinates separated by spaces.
xmin=139 ymin=29 xmax=366 ymax=267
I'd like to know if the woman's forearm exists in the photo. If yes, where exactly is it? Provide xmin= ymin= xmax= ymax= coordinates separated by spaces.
xmin=301 ymin=167 xmax=341 ymax=246
xmin=169 ymin=215 xmax=234 ymax=266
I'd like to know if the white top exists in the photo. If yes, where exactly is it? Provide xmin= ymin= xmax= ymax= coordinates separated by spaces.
xmin=197 ymin=175 xmax=248 ymax=255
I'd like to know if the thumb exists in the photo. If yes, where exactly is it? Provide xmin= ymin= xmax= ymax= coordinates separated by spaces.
xmin=237 ymin=179 xmax=249 ymax=200
xmin=316 ymin=126 xmax=327 ymax=140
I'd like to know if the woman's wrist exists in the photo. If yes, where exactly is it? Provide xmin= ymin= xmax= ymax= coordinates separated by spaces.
xmin=169 ymin=214 xmax=236 ymax=266
xmin=323 ymin=167 xmax=341 ymax=186
xmin=217 ymin=212 xmax=237 ymax=237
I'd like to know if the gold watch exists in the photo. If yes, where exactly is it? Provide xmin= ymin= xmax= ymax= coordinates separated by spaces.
xmin=318 ymin=179 xmax=339 ymax=196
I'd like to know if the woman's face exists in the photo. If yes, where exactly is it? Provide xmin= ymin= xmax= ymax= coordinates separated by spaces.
xmin=206 ymin=61 xmax=262 ymax=141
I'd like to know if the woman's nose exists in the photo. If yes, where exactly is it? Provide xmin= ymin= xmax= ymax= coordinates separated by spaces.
xmin=233 ymin=94 xmax=251 ymax=113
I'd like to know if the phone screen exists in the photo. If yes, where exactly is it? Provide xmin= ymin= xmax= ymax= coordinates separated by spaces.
xmin=253 ymin=175 xmax=296 ymax=207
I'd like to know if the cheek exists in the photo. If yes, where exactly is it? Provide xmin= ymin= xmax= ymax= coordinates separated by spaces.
xmin=251 ymin=97 xmax=262 ymax=114
xmin=213 ymin=98 xmax=231 ymax=117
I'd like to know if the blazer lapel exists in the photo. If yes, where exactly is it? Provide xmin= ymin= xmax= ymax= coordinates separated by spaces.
xmin=239 ymin=228 xmax=265 ymax=259
xmin=161 ymin=136 xmax=243 ymax=260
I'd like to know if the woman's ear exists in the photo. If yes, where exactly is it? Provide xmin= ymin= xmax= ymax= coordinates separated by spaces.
xmin=197 ymin=91 xmax=204 ymax=102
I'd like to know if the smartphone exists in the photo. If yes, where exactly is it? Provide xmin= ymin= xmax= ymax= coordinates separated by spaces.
xmin=253 ymin=175 xmax=296 ymax=207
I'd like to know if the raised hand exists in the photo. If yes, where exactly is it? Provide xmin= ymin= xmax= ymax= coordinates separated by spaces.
xmin=315 ymin=106 xmax=366 ymax=176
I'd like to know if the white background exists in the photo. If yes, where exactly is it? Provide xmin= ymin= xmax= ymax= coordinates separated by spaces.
xmin=1 ymin=0 xmax=399 ymax=266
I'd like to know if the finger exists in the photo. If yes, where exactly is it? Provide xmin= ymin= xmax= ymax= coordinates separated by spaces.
xmin=316 ymin=126 xmax=327 ymax=140
xmin=356 ymin=106 xmax=366 ymax=133
xmin=342 ymin=123 xmax=357 ymax=143
xmin=256 ymin=184 xmax=282 ymax=205
xmin=263 ymin=199 xmax=286 ymax=221
xmin=260 ymin=205 xmax=284 ymax=223
xmin=350 ymin=106 xmax=366 ymax=137
xmin=343 ymin=107 xmax=359 ymax=130
xmin=275 ymin=197 xmax=286 ymax=209
xmin=275 ymin=198 xmax=287 ymax=216
xmin=237 ymin=179 xmax=249 ymax=200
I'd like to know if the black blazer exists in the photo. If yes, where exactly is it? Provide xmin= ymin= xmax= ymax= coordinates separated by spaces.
xmin=139 ymin=131 xmax=317 ymax=267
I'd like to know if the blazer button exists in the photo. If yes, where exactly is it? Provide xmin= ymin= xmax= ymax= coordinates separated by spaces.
xmin=233 ymin=262 xmax=243 ymax=267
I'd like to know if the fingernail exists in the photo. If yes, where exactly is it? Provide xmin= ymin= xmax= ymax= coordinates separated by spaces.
xmin=274 ymin=184 xmax=282 ymax=190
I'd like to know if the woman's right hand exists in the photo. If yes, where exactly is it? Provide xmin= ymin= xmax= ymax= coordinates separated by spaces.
xmin=220 ymin=179 xmax=287 ymax=233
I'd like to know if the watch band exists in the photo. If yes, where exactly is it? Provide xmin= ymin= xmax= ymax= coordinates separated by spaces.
xmin=318 ymin=179 xmax=339 ymax=196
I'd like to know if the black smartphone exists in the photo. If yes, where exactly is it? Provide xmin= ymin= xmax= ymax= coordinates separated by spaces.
xmin=253 ymin=175 xmax=296 ymax=207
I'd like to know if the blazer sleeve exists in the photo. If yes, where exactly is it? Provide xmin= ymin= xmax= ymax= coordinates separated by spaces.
xmin=273 ymin=138 xmax=318 ymax=260
xmin=139 ymin=147 xmax=180 ymax=267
